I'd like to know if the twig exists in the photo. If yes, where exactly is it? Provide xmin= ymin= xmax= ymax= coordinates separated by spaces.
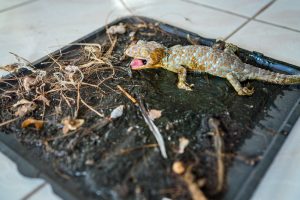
xmin=183 ymin=167 xmax=207 ymax=200
xmin=118 ymin=143 xmax=158 ymax=155
xmin=117 ymin=85 xmax=168 ymax=158
xmin=47 ymin=54 xmax=64 ymax=71
xmin=187 ymin=34 xmax=199 ymax=45
xmin=45 ymin=131 xmax=79 ymax=142
xmin=117 ymin=85 xmax=137 ymax=104
xmin=205 ymin=151 xmax=262 ymax=166
xmin=0 ymin=117 xmax=19 ymax=127
xmin=9 ymin=52 xmax=36 ymax=72
xmin=74 ymin=83 xmax=81 ymax=118
xmin=173 ymin=162 xmax=207 ymax=200
xmin=80 ymin=98 xmax=104 ymax=117
xmin=104 ymin=36 xmax=117 ymax=57
xmin=208 ymin=118 xmax=225 ymax=193
xmin=60 ymin=92 xmax=72 ymax=108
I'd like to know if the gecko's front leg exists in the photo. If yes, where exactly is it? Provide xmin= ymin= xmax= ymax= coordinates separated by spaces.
xmin=174 ymin=66 xmax=193 ymax=91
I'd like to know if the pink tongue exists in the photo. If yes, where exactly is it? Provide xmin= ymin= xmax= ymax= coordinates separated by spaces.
xmin=130 ymin=59 xmax=144 ymax=69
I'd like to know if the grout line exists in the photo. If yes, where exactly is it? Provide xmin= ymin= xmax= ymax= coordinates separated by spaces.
xmin=182 ymin=0 xmax=249 ymax=19
xmin=253 ymin=19 xmax=300 ymax=34
xmin=223 ymin=20 xmax=249 ymax=41
xmin=20 ymin=182 xmax=47 ymax=200
xmin=0 ymin=0 xmax=39 ymax=14
xmin=224 ymin=0 xmax=277 ymax=41
xmin=181 ymin=0 xmax=294 ymax=41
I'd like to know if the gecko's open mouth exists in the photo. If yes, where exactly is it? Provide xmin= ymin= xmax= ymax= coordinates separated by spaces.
xmin=130 ymin=58 xmax=147 ymax=70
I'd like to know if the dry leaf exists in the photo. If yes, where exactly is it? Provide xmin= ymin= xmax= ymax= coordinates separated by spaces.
xmin=55 ymin=106 xmax=62 ymax=115
xmin=106 ymin=23 xmax=126 ymax=35
xmin=21 ymin=118 xmax=44 ymax=130
xmin=23 ymin=76 xmax=37 ymax=92
xmin=35 ymin=94 xmax=50 ymax=106
xmin=0 ymin=63 xmax=19 ymax=73
xmin=84 ymin=45 xmax=102 ymax=55
xmin=178 ymin=137 xmax=190 ymax=154
xmin=110 ymin=105 xmax=124 ymax=119
xmin=12 ymin=99 xmax=32 ymax=107
xmin=36 ymin=70 xmax=47 ymax=80
xmin=13 ymin=99 xmax=37 ymax=117
xmin=61 ymin=116 xmax=84 ymax=134
xmin=129 ymin=31 xmax=136 ymax=37
xmin=148 ymin=109 xmax=162 ymax=120
xmin=65 ymin=65 xmax=79 ymax=73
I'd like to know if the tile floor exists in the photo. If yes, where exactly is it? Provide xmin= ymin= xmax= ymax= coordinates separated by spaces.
xmin=0 ymin=0 xmax=300 ymax=199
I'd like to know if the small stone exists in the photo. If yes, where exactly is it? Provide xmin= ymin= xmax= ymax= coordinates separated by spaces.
xmin=172 ymin=161 xmax=185 ymax=175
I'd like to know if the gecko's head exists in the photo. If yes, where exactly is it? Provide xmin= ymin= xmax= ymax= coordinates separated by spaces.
xmin=125 ymin=40 xmax=166 ymax=70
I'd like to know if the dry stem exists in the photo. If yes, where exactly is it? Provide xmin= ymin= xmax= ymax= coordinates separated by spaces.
xmin=80 ymin=98 xmax=104 ymax=117
xmin=208 ymin=118 xmax=225 ymax=193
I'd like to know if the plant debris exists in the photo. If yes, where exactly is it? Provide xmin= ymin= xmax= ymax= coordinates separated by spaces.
xmin=21 ymin=118 xmax=44 ymax=130
xmin=12 ymin=99 xmax=37 ymax=117
xmin=173 ymin=162 xmax=207 ymax=200
xmin=178 ymin=137 xmax=189 ymax=154
xmin=117 ymin=85 xmax=168 ymax=159
xmin=148 ymin=109 xmax=162 ymax=120
xmin=62 ymin=117 xmax=84 ymax=134
xmin=172 ymin=161 xmax=185 ymax=175
xmin=106 ymin=23 xmax=126 ymax=35
xmin=9 ymin=52 xmax=36 ymax=72
xmin=0 ymin=63 xmax=19 ymax=73
xmin=23 ymin=76 xmax=38 ymax=92
xmin=34 ymin=94 xmax=50 ymax=106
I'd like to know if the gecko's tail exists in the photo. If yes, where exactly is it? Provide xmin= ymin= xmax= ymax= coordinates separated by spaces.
xmin=246 ymin=64 xmax=300 ymax=85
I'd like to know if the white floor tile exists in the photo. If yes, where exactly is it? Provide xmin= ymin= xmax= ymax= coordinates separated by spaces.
xmin=28 ymin=184 xmax=61 ymax=200
xmin=0 ymin=152 xmax=44 ymax=200
xmin=183 ymin=0 xmax=272 ymax=17
xmin=131 ymin=0 xmax=246 ymax=39
xmin=0 ymin=0 xmax=129 ymax=72
xmin=256 ymin=0 xmax=300 ymax=31
xmin=251 ymin=118 xmax=300 ymax=200
xmin=0 ymin=0 xmax=32 ymax=11
xmin=227 ymin=21 xmax=300 ymax=66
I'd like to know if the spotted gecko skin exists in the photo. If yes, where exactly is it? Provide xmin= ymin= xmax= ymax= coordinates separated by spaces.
xmin=125 ymin=40 xmax=300 ymax=96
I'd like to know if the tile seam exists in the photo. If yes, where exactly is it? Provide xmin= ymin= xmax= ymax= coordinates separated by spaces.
xmin=20 ymin=182 xmax=47 ymax=200
xmin=224 ymin=0 xmax=277 ymax=41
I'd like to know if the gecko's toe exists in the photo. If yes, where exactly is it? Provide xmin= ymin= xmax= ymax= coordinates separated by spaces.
xmin=177 ymin=82 xmax=193 ymax=91
xmin=238 ymin=87 xmax=254 ymax=96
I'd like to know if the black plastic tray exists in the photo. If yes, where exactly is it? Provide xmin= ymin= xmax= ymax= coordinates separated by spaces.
xmin=0 ymin=16 xmax=299 ymax=200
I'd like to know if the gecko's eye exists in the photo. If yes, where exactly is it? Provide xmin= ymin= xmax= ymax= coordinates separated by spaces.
xmin=142 ymin=60 xmax=147 ymax=65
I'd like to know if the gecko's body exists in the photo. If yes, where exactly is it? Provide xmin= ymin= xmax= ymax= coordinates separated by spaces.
xmin=125 ymin=40 xmax=300 ymax=95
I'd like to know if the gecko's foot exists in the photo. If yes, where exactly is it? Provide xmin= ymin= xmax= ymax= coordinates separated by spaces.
xmin=177 ymin=82 xmax=193 ymax=91
xmin=238 ymin=87 xmax=254 ymax=96
xmin=224 ymin=43 xmax=239 ymax=54
xmin=212 ymin=39 xmax=225 ymax=50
